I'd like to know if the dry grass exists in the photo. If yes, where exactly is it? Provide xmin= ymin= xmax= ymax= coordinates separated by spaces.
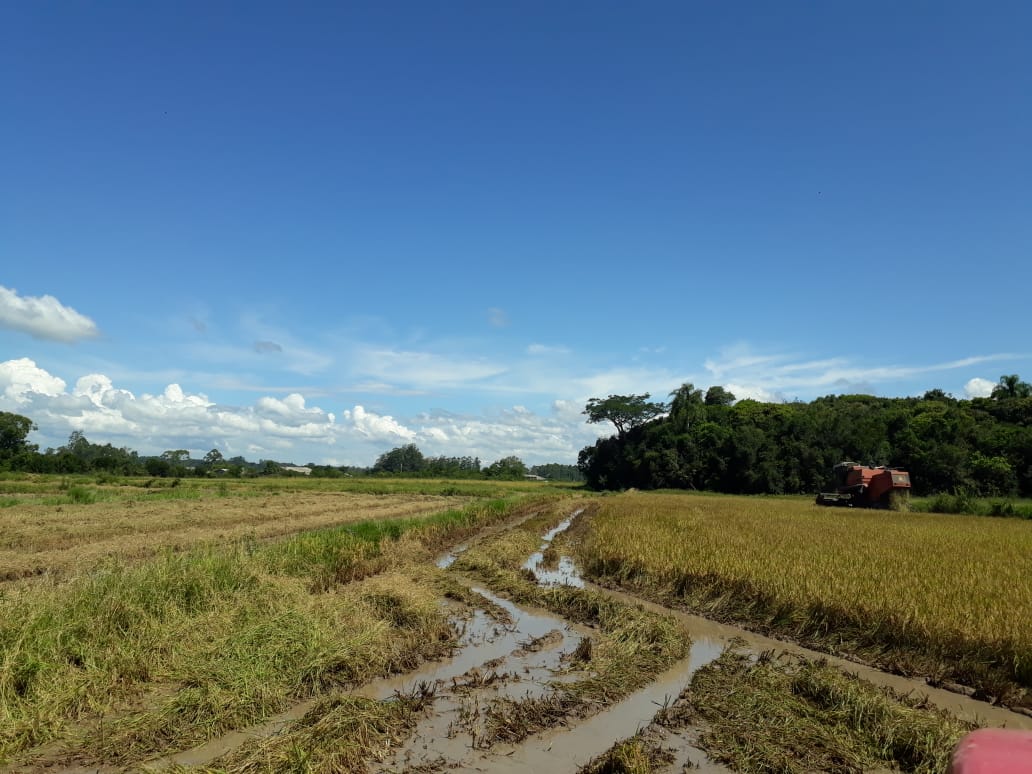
xmin=577 ymin=492 xmax=1032 ymax=706
xmin=0 ymin=491 xmax=471 ymax=582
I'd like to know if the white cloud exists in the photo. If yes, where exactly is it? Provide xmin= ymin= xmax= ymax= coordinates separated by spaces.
xmin=0 ymin=286 xmax=99 ymax=342
xmin=964 ymin=377 xmax=996 ymax=398
xmin=488 ymin=307 xmax=509 ymax=327
xmin=0 ymin=355 xmax=618 ymax=465
xmin=342 ymin=405 xmax=416 ymax=442
xmin=354 ymin=348 xmax=507 ymax=389
xmin=256 ymin=393 xmax=326 ymax=423
xmin=698 ymin=344 xmax=1027 ymax=401
xmin=0 ymin=358 xmax=67 ymax=403
xmin=725 ymin=383 xmax=782 ymax=403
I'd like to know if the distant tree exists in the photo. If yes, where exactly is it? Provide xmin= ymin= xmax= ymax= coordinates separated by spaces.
xmin=162 ymin=449 xmax=191 ymax=464
xmin=145 ymin=457 xmax=172 ymax=477
xmin=530 ymin=463 xmax=584 ymax=482
xmin=204 ymin=448 xmax=225 ymax=466
xmin=484 ymin=455 xmax=528 ymax=479
xmin=704 ymin=386 xmax=736 ymax=406
xmin=992 ymin=374 xmax=1032 ymax=400
xmin=372 ymin=444 xmax=426 ymax=474
xmin=65 ymin=430 xmax=90 ymax=458
xmin=583 ymin=394 xmax=667 ymax=437
xmin=259 ymin=460 xmax=283 ymax=476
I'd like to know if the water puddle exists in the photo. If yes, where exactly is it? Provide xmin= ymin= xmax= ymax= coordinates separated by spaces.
xmin=435 ymin=542 xmax=466 ymax=569
xmin=521 ymin=511 xmax=586 ymax=588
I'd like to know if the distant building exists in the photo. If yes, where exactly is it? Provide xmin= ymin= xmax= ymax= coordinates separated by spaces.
xmin=283 ymin=465 xmax=312 ymax=475
xmin=523 ymin=474 xmax=547 ymax=481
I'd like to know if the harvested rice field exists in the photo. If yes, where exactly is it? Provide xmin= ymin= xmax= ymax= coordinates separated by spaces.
xmin=1 ymin=481 xmax=1030 ymax=773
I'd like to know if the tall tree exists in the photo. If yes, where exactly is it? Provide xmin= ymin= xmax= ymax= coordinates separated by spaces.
xmin=372 ymin=444 xmax=426 ymax=474
xmin=992 ymin=374 xmax=1032 ymax=400
xmin=0 ymin=412 xmax=37 ymax=458
xmin=583 ymin=394 xmax=667 ymax=437
xmin=704 ymin=385 xmax=736 ymax=406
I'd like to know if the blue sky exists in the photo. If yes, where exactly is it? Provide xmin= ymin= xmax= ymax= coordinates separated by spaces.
xmin=2 ymin=2 xmax=1030 ymax=466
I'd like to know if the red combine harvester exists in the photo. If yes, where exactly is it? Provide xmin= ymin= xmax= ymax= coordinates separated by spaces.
xmin=816 ymin=461 xmax=911 ymax=508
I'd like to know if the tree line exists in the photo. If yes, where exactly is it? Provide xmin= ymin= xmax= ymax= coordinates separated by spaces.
xmin=369 ymin=443 xmax=582 ymax=481
xmin=0 ymin=415 xmax=581 ymax=482
xmin=578 ymin=376 xmax=1032 ymax=497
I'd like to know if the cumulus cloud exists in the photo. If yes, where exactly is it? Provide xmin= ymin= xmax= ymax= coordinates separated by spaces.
xmin=0 ymin=285 xmax=99 ymax=342
xmin=725 ymin=383 xmax=782 ymax=403
xmin=0 ymin=358 xmax=67 ymax=403
xmin=342 ymin=405 xmax=416 ymax=441
xmin=0 ymin=358 xmax=613 ymax=465
xmin=964 ymin=377 xmax=996 ymax=398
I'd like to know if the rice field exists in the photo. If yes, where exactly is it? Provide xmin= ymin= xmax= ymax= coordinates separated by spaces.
xmin=0 ymin=493 xmax=555 ymax=767
xmin=576 ymin=491 xmax=1032 ymax=707
xmin=0 ymin=475 xmax=555 ymax=582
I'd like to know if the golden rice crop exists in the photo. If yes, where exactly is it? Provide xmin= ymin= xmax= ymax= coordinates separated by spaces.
xmin=577 ymin=492 xmax=1032 ymax=704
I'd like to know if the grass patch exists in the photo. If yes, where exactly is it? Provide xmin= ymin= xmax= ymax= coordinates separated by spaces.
xmin=579 ymin=732 xmax=674 ymax=774
xmin=912 ymin=492 xmax=1032 ymax=519
xmin=210 ymin=685 xmax=436 ymax=773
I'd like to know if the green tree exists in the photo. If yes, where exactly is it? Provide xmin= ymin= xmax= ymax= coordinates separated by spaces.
xmin=992 ymin=374 xmax=1032 ymax=400
xmin=704 ymin=385 xmax=736 ymax=406
xmin=583 ymin=394 xmax=667 ymax=437
xmin=145 ymin=457 xmax=172 ymax=477
xmin=372 ymin=444 xmax=426 ymax=474
xmin=204 ymin=448 xmax=225 ymax=466
xmin=484 ymin=455 xmax=528 ymax=479
xmin=0 ymin=411 xmax=37 ymax=459
xmin=969 ymin=452 xmax=1017 ymax=496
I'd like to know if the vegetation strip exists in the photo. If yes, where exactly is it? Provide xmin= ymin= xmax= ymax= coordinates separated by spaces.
xmin=671 ymin=648 xmax=974 ymax=773
xmin=202 ymin=684 xmax=436 ymax=773
xmin=576 ymin=492 xmax=1032 ymax=709
xmin=0 ymin=494 xmax=561 ymax=766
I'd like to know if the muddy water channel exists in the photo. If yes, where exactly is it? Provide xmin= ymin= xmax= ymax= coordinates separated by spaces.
xmin=382 ymin=512 xmax=733 ymax=772
xmin=145 ymin=508 xmax=1031 ymax=773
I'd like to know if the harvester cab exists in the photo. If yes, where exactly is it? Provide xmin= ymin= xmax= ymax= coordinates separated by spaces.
xmin=816 ymin=462 xmax=911 ymax=508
